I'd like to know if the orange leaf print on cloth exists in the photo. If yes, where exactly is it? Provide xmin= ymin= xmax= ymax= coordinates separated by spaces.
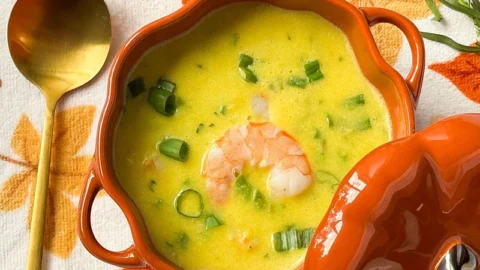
xmin=430 ymin=52 xmax=480 ymax=103
xmin=348 ymin=0 xmax=439 ymax=65
xmin=0 ymin=106 xmax=96 ymax=258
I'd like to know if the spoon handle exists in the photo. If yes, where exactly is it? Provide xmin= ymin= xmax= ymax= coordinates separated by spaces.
xmin=26 ymin=106 xmax=55 ymax=270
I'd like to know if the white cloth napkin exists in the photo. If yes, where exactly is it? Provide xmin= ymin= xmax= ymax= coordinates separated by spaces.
xmin=0 ymin=0 xmax=478 ymax=269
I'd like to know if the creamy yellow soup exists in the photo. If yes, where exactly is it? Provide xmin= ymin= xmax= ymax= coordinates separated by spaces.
xmin=115 ymin=3 xmax=391 ymax=270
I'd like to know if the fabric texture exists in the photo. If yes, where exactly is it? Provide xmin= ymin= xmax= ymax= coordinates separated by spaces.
xmin=0 ymin=0 xmax=478 ymax=269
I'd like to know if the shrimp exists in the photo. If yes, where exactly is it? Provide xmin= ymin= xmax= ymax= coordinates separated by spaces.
xmin=202 ymin=122 xmax=313 ymax=206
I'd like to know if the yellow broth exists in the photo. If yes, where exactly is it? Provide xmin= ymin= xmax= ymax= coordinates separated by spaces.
xmin=115 ymin=3 xmax=391 ymax=270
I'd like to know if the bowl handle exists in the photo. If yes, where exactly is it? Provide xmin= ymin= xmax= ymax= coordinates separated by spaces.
xmin=78 ymin=166 xmax=145 ymax=268
xmin=361 ymin=7 xmax=425 ymax=106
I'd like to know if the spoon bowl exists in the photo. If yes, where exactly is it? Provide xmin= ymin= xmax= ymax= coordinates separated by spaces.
xmin=7 ymin=0 xmax=111 ymax=269
xmin=8 ymin=0 xmax=111 ymax=105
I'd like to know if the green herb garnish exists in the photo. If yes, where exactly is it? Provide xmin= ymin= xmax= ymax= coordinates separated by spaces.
xmin=239 ymin=66 xmax=258 ymax=83
xmin=344 ymin=94 xmax=365 ymax=109
xmin=304 ymin=60 xmax=324 ymax=82
xmin=157 ymin=78 xmax=176 ymax=93
xmin=357 ymin=118 xmax=372 ymax=131
xmin=148 ymin=87 xmax=176 ymax=116
xmin=158 ymin=138 xmax=189 ymax=162
xmin=174 ymin=189 xmax=204 ymax=218
xmin=149 ymin=180 xmax=157 ymax=192
xmin=326 ymin=114 xmax=334 ymax=128
xmin=128 ymin=77 xmax=145 ymax=97
xmin=288 ymin=76 xmax=308 ymax=89
xmin=205 ymin=214 xmax=222 ymax=230
xmin=176 ymin=232 xmax=189 ymax=249
xmin=235 ymin=175 xmax=252 ymax=200
xmin=272 ymin=227 xmax=315 ymax=252
xmin=196 ymin=123 xmax=205 ymax=134
xmin=239 ymin=54 xmax=254 ymax=67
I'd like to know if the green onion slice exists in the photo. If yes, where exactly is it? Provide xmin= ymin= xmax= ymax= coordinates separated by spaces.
xmin=304 ymin=60 xmax=324 ymax=82
xmin=128 ymin=77 xmax=145 ymax=98
xmin=426 ymin=0 xmax=443 ymax=22
xmin=288 ymin=76 xmax=308 ymax=89
xmin=174 ymin=189 xmax=204 ymax=218
xmin=272 ymin=227 xmax=315 ymax=252
xmin=196 ymin=123 xmax=205 ymax=134
xmin=344 ymin=94 xmax=365 ymax=108
xmin=239 ymin=54 xmax=254 ymax=67
xmin=235 ymin=175 xmax=253 ymax=200
xmin=176 ymin=232 xmax=189 ymax=249
xmin=205 ymin=214 xmax=222 ymax=230
xmin=149 ymin=180 xmax=157 ymax=192
xmin=157 ymin=78 xmax=176 ymax=93
xmin=326 ymin=114 xmax=334 ymax=128
xmin=148 ymin=87 xmax=176 ymax=116
xmin=357 ymin=118 xmax=372 ymax=131
xmin=159 ymin=138 xmax=189 ymax=162
xmin=239 ymin=67 xmax=258 ymax=83
xmin=253 ymin=189 xmax=266 ymax=210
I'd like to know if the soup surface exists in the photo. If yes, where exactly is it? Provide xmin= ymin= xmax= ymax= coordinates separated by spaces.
xmin=115 ymin=3 xmax=391 ymax=270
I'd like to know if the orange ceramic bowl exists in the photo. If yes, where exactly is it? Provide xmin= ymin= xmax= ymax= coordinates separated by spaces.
xmin=78 ymin=0 xmax=425 ymax=269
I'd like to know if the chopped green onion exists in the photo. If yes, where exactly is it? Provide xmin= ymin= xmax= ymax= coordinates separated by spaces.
xmin=239 ymin=67 xmax=258 ymax=83
xmin=159 ymin=138 xmax=189 ymax=162
xmin=421 ymin=32 xmax=480 ymax=53
xmin=239 ymin=54 xmax=254 ymax=67
xmin=205 ymin=214 xmax=222 ymax=230
xmin=128 ymin=78 xmax=146 ymax=98
xmin=253 ymin=189 xmax=266 ymax=210
xmin=232 ymin=33 xmax=240 ymax=46
xmin=313 ymin=129 xmax=321 ymax=139
xmin=209 ymin=123 xmax=215 ymax=127
xmin=149 ymin=180 xmax=157 ymax=192
xmin=426 ymin=0 xmax=443 ymax=21
xmin=157 ymin=78 xmax=176 ymax=93
xmin=326 ymin=114 xmax=334 ymax=128
xmin=176 ymin=232 xmax=189 ymax=249
xmin=304 ymin=60 xmax=324 ymax=82
xmin=288 ymin=76 xmax=308 ymax=89
xmin=148 ymin=87 xmax=176 ymax=116
xmin=300 ymin=228 xmax=315 ymax=248
xmin=235 ymin=175 xmax=252 ymax=200
xmin=357 ymin=118 xmax=372 ymax=131
xmin=272 ymin=228 xmax=315 ymax=252
xmin=235 ymin=175 xmax=267 ymax=209
xmin=307 ymin=70 xmax=324 ymax=82
xmin=174 ymin=189 xmax=204 ymax=218
xmin=220 ymin=105 xmax=227 ymax=115
xmin=196 ymin=123 xmax=205 ymax=134
xmin=344 ymin=94 xmax=365 ymax=109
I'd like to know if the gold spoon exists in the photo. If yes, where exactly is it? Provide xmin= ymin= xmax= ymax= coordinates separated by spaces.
xmin=7 ymin=0 xmax=111 ymax=269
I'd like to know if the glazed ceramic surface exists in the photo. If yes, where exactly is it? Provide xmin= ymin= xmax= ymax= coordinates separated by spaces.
xmin=77 ymin=0 xmax=425 ymax=269
xmin=305 ymin=113 xmax=480 ymax=270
